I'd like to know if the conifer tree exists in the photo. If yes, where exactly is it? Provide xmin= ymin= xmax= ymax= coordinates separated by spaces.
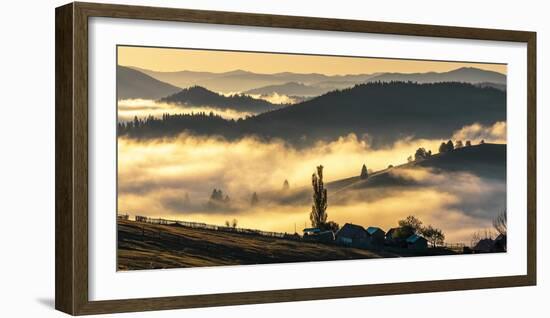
xmin=360 ymin=164 xmax=369 ymax=179
xmin=251 ymin=192 xmax=259 ymax=206
xmin=283 ymin=179 xmax=290 ymax=191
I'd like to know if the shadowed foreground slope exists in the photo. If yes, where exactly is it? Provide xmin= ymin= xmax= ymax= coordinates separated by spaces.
xmin=117 ymin=219 xmax=456 ymax=270
xmin=117 ymin=219 xmax=390 ymax=270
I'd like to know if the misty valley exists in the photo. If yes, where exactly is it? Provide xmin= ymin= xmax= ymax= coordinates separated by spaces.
xmin=116 ymin=51 xmax=508 ymax=270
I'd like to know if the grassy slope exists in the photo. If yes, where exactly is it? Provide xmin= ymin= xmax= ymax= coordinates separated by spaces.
xmin=346 ymin=143 xmax=505 ymax=192
xmin=274 ymin=144 xmax=505 ymax=203
xmin=118 ymin=220 xmax=456 ymax=271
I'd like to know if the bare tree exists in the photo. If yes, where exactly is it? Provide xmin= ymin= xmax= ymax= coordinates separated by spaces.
xmin=398 ymin=215 xmax=423 ymax=234
xmin=310 ymin=165 xmax=328 ymax=228
xmin=421 ymin=225 xmax=445 ymax=248
xmin=483 ymin=228 xmax=496 ymax=240
xmin=471 ymin=229 xmax=496 ymax=247
xmin=231 ymin=219 xmax=238 ymax=228
xmin=493 ymin=210 xmax=507 ymax=236
xmin=470 ymin=231 xmax=481 ymax=248
xmin=324 ymin=221 xmax=340 ymax=232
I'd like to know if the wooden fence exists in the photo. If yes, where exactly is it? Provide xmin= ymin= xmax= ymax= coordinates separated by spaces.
xmin=439 ymin=242 xmax=468 ymax=251
xmin=133 ymin=215 xmax=294 ymax=240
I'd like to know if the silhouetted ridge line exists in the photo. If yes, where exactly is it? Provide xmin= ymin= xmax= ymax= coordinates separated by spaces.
xmin=119 ymin=81 xmax=506 ymax=148
xmin=159 ymin=85 xmax=283 ymax=113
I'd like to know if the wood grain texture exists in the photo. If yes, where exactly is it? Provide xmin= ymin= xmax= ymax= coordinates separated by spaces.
xmin=526 ymin=33 xmax=537 ymax=286
xmin=55 ymin=3 xmax=75 ymax=314
xmin=73 ymin=2 xmax=90 ymax=314
xmin=74 ymin=276 xmax=534 ymax=315
xmin=75 ymin=1 xmax=533 ymax=42
xmin=55 ymin=2 xmax=537 ymax=315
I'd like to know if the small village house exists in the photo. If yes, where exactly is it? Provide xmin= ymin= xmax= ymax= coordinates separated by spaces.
xmin=335 ymin=223 xmax=369 ymax=247
xmin=473 ymin=238 xmax=495 ymax=253
xmin=385 ymin=227 xmax=399 ymax=241
xmin=366 ymin=226 xmax=386 ymax=246
xmin=473 ymin=234 xmax=507 ymax=253
xmin=303 ymin=228 xmax=321 ymax=236
xmin=385 ymin=227 xmax=409 ymax=247
xmin=406 ymin=234 xmax=428 ymax=249
xmin=303 ymin=228 xmax=335 ymax=243
xmin=315 ymin=231 xmax=336 ymax=243
xmin=117 ymin=213 xmax=129 ymax=220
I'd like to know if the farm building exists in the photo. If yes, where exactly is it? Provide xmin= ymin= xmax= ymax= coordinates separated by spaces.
xmin=494 ymin=234 xmax=507 ymax=252
xmin=385 ymin=227 xmax=411 ymax=247
xmin=303 ymin=228 xmax=321 ymax=236
xmin=303 ymin=228 xmax=335 ymax=243
xmin=335 ymin=223 xmax=369 ymax=247
xmin=366 ymin=227 xmax=386 ymax=246
xmin=117 ymin=213 xmax=129 ymax=220
xmin=473 ymin=238 xmax=497 ymax=253
xmin=385 ymin=227 xmax=400 ymax=240
xmin=406 ymin=234 xmax=428 ymax=249
xmin=315 ymin=231 xmax=335 ymax=243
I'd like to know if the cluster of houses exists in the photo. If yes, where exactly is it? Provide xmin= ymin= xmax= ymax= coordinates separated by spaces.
xmin=127 ymin=213 xmax=506 ymax=254
xmin=303 ymin=223 xmax=429 ymax=250
xmin=302 ymin=223 xmax=507 ymax=253
xmin=471 ymin=234 xmax=507 ymax=253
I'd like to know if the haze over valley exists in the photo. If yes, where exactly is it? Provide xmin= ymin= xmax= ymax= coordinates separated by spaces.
xmin=117 ymin=47 xmax=507 ymax=247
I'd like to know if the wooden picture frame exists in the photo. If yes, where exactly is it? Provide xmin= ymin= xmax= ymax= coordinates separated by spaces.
xmin=55 ymin=2 xmax=536 ymax=315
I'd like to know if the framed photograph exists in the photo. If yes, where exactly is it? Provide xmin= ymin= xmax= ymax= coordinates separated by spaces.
xmin=55 ymin=2 xmax=537 ymax=315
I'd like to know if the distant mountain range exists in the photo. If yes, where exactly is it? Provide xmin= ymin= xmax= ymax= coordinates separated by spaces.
xmin=122 ymin=66 xmax=506 ymax=99
xmin=119 ymin=81 xmax=506 ymax=147
xmin=117 ymin=66 xmax=180 ymax=100
xmin=475 ymin=82 xmax=506 ymax=91
xmin=244 ymin=82 xmax=333 ymax=97
xmin=366 ymin=67 xmax=506 ymax=86
xmin=130 ymin=66 xmax=379 ymax=94
xmin=159 ymin=86 xmax=281 ymax=113
xmin=243 ymin=68 xmax=507 ymax=98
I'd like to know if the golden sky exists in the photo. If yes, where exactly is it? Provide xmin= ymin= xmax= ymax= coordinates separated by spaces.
xmin=118 ymin=46 xmax=507 ymax=75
